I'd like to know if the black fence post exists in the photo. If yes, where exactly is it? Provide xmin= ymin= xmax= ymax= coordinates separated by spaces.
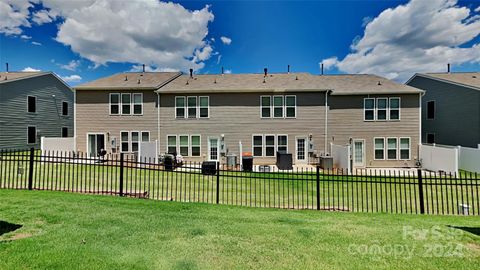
xmin=119 ymin=153 xmax=124 ymax=197
xmin=316 ymin=165 xmax=320 ymax=210
xmin=417 ymin=169 xmax=425 ymax=214
xmin=28 ymin=147 xmax=34 ymax=190
xmin=216 ymin=161 xmax=220 ymax=204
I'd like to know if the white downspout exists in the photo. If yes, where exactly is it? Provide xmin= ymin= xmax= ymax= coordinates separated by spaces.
xmin=157 ymin=92 xmax=161 ymax=154
xmin=324 ymin=90 xmax=330 ymax=155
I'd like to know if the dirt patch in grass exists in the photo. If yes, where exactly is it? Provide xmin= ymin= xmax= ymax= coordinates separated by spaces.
xmin=9 ymin=232 xmax=33 ymax=241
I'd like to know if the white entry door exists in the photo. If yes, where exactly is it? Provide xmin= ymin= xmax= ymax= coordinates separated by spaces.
xmin=296 ymin=137 xmax=307 ymax=163
xmin=208 ymin=137 xmax=220 ymax=161
xmin=352 ymin=139 xmax=365 ymax=167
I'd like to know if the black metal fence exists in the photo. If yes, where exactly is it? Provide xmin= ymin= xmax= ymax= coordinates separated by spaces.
xmin=1 ymin=148 xmax=479 ymax=216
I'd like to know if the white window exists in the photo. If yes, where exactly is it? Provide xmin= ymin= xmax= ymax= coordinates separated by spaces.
xmin=374 ymin=138 xmax=385 ymax=160
xmin=175 ymin=97 xmax=185 ymax=118
xmin=285 ymin=96 xmax=296 ymax=118
xmin=387 ymin=138 xmax=397 ymax=160
xmin=427 ymin=101 xmax=435 ymax=120
xmin=364 ymin=98 xmax=375 ymax=121
xmin=273 ymin=96 xmax=284 ymax=118
xmin=261 ymin=96 xmax=271 ymax=118
xmin=389 ymin=98 xmax=400 ymax=120
xmin=167 ymin=135 xmax=177 ymax=154
xmin=121 ymin=93 xmax=131 ymax=115
xmin=141 ymin=131 xmax=150 ymax=142
xmin=131 ymin=131 xmax=140 ymax=152
xmin=133 ymin=93 xmax=143 ymax=115
xmin=179 ymin=135 xmax=189 ymax=156
xmin=187 ymin=96 xmax=197 ymax=118
xmin=191 ymin=135 xmax=201 ymax=156
xmin=253 ymin=135 xmax=263 ymax=157
xmin=27 ymin=126 xmax=36 ymax=144
xmin=400 ymin=138 xmax=411 ymax=160
xmin=120 ymin=131 xmax=129 ymax=152
xmin=376 ymin=98 xmax=388 ymax=120
xmin=265 ymin=135 xmax=275 ymax=157
xmin=110 ymin=93 xmax=120 ymax=115
xmin=27 ymin=96 xmax=36 ymax=113
xmin=277 ymin=135 xmax=288 ymax=152
xmin=199 ymin=96 xmax=209 ymax=118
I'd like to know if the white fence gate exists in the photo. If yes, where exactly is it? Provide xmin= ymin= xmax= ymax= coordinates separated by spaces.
xmin=458 ymin=145 xmax=480 ymax=173
xmin=330 ymin=143 xmax=351 ymax=173
xmin=419 ymin=144 xmax=458 ymax=174
xmin=138 ymin=141 xmax=158 ymax=164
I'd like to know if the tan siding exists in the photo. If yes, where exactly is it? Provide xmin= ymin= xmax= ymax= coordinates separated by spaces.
xmin=328 ymin=94 xmax=420 ymax=167
xmin=75 ymin=90 xmax=157 ymax=153
xmin=159 ymin=92 xmax=326 ymax=165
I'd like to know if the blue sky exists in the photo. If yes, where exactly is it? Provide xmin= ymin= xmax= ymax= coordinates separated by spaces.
xmin=1 ymin=0 xmax=479 ymax=85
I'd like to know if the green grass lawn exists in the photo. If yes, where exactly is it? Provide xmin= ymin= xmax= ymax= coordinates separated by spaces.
xmin=0 ymin=189 xmax=479 ymax=269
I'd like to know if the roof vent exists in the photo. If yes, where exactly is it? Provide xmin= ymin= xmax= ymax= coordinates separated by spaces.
xmin=263 ymin=78 xmax=266 ymax=83
xmin=295 ymin=76 xmax=298 ymax=80
xmin=137 ymin=79 xmax=141 ymax=84
xmin=473 ymin=75 xmax=477 ymax=78
xmin=5 ymin=62 xmax=9 ymax=73
xmin=377 ymin=81 xmax=382 ymax=85
xmin=186 ymin=80 xmax=189 ymax=85
xmin=189 ymin=68 xmax=193 ymax=78
xmin=125 ymin=75 xmax=128 ymax=81
xmin=214 ymin=78 xmax=217 ymax=84
xmin=142 ymin=64 xmax=145 ymax=73
xmin=264 ymin=68 xmax=267 ymax=77
xmin=221 ymin=66 xmax=224 ymax=75
xmin=447 ymin=63 xmax=451 ymax=73
xmin=287 ymin=64 xmax=290 ymax=74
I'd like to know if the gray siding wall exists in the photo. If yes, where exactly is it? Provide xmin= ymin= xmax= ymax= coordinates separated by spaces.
xmin=75 ymin=90 xmax=158 ymax=153
xmin=0 ymin=74 xmax=74 ymax=150
xmin=328 ymin=94 xmax=421 ymax=168
xmin=407 ymin=76 xmax=480 ymax=148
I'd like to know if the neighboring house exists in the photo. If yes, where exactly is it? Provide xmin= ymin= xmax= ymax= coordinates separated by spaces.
xmin=406 ymin=72 xmax=480 ymax=148
xmin=0 ymin=72 xmax=74 ymax=150
xmin=75 ymin=70 xmax=422 ymax=168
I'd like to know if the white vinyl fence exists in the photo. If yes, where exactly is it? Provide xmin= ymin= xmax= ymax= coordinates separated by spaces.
xmin=138 ymin=141 xmax=158 ymax=164
xmin=419 ymin=144 xmax=458 ymax=174
xmin=458 ymin=145 xmax=480 ymax=173
xmin=41 ymin=137 xmax=75 ymax=153
xmin=330 ymin=143 xmax=351 ymax=173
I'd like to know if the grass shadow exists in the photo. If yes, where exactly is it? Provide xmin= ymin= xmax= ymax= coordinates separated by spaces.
xmin=450 ymin=226 xmax=480 ymax=236
xmin=0 ymin=221 xmax=22 ymax=236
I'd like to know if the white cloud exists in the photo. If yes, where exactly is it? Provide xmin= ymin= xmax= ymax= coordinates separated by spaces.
xmin=61 ymin=74 xmax=82 ymax=82
xmin=130 ymin=64 xmax=179 ymax=72
xmin=320 ymin=57 xmax=339 ymax=70
xmin=194 ymin=45 xmax=213 ymax=62
xmin=220 ymin=36 xmax=232 ymax=45
xmin=0 ymin=0 xmax=33 ymax=35
xmin=475 ymin=6 xmax=480 ymax=13
xmin=216 ymin=55 xmax=222 ymax=64
xmin=321 ymin=0 xmax=480 ymax=81
xmin=32 ymin=9 xmax=56 ymax=25
xmin=20 ymin=34 xmax=31 ymax=39
xmin=59 ymin=60 xmax=80 ymax=71
xmin=22 ymin=67 xmax=41 ymax=72
xmin=224 ymin=69 xmax=232 ymax=74
xmin=31 ymin=41 xmax=42 ymax=46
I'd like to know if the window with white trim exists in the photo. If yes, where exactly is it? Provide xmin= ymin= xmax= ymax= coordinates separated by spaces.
xmin=131 ymin=132 xmax=140 ymax=152
xmin=120 ymin=131 xmax=129 ymax=152
xmin=277 ymin=135 xmax=288 ymax=152
xmin=261 ymin=96 xmax=271 ymax=118
xmin=179 ymin=135 xmax=189 ymax=156
xmin=167 ymin=135 xmax=177 ymax=154
xmin=387 ymin=138 xmax=397 ymax=160
xmin=175 ymin=97 xmax=185 ymax=118
xmin=121 ymin=93 xmax=131 ymax=115
xmin=265 ymin=135 xmax=275 ymax=157
xmin=389 ymin=98 xmax=400 ymax=120
xmin=133 ymin=93 xmax=143 ymax=115
xmin=374 ymin=138 xmax=385 ymax=160
xmin=253 ymin=135 xmax=263 ymax=156
xmin=27 ymin=96 xmax=36 ymax=113
xmin=273 ymin=96 xmax=284 ymax=118
xmin=110 ymin=93 xmax=119 ymax=115
xmin=191 ymin=135 xmax=201 ymax=156
xmin=199 ymin=96 xmax=209 ymax=118
xmin=376 ymin=98 xmax=388 ymax=120
xmin=400 ymin=138 xmax=410 ymax=160
xmin=141 ymin=131 xmax=150 ymax=142
xmin=364 ymin=98 xmax=375 ymax=121
xmin=187 ymin=96 xmax=197 ymax=118
xmin=285 ymin=96 xmax=296 ymax=118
